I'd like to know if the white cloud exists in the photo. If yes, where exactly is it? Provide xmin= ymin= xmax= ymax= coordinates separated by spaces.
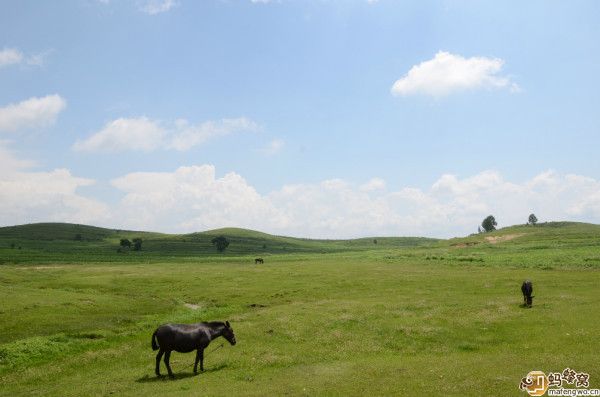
xmin=169 ymin=117 xmax=259 ymax=151
xmin=24 ymin=50 xmax=51 ymax=67
xmin=0 ymin=95 xmax=66 ymax=133
xmin=0 ymin=48 xmax=50 ymax=68
xmin=4 ymin=155 xmax=600 ymax=238
xmin=0 ymin=48 xmax=23 ymax=68
xmin=110 ymin=165 xmax=287 ymax=232
xmin=259 ymin=139 xmax=285 ymax=156
xmin=139 ymin=0 xmax=177 ymax=14
xmin=360 ymin=177 xmax=386 ymax=192
xmin=104 ymin=167 xmax=600 ymax=238
xmin=73 ymin=117 xmax=166 ymax=152
xmin=0 ymin=140 xmax=111 ymax=226
xmin=0 ymin=149 xmax=110 ymax=227
xmin=391 ymin=51 xmax=519 ymax=97
xmin=74 ymin=116 xmax=259 ymax=153
xmin=0 ymin=141 xmax=36 ymax=177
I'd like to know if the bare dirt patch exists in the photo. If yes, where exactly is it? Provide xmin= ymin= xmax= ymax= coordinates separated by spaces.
xmin=16 ymin=266 xmax=66 ymax=270
xmin=451 ymin=241 xmax=479 ymax=248
xmin=484 ymin=233 xmax=524 ymax=244
xmin=183 ymin=303 xmax=200 ymax=310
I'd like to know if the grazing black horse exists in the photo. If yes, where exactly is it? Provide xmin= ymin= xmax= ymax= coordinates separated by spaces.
xmin=255 ymin=258 xmax=264 ymax=264
xmin=152 ymin=321 xmax=236 ymax=377
xmin=521 ymin=280 xmax=534 ymax=307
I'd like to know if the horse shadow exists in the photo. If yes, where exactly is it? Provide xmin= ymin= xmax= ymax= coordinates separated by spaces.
xmin=136 ymin=364 xmax=229 ymax=383
xmin=136 ymin=373 xmax=196 ymax=383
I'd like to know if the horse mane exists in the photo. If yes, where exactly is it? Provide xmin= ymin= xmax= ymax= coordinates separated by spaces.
xmin=205 ymin=321 xmax=226 ymax=328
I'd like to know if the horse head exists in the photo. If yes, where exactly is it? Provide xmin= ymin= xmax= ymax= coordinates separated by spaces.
xmin=223 ymin=321 xmax=236 ymax=345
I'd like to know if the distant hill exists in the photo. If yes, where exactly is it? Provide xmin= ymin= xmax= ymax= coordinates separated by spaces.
xmin=0 ymin=222 xmax=438 ymax=263
xmin=446 ymin=221 xmax=600 ymax=248
xmin=0 ymin=222 xmax=159 ymax=241
xmin=2 ymin=221 xmax=599 ymax=265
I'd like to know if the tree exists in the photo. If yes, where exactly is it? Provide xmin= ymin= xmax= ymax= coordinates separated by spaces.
xmin=120 ymin=238 xmax=131 ymax=249
xmin=481 ymin=215 xmax=497 ymax=232
xmin=74 ymin=233 xmax=83 ymax=241
xmin=211 ymin=236 xmax=230 ymax=253
xmin=528 ymin=213 xmax=538 ymax=226
xmin=132 ymin=238 xmax=143 ymax=251
xmin=373 ymin=239 xmax=378 ymax=244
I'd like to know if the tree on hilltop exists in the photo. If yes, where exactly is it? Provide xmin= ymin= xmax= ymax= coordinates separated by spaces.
xmin=528 ymin=214 xmax=538 ymax=226
xmin=481 ymin=215 xmax=497 ymax=232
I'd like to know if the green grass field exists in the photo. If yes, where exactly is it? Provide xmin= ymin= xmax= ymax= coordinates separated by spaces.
xmin=1 ymin=222 xmax=599 ymax=396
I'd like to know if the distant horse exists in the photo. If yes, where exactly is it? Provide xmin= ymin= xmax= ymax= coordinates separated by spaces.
xmin=255 ymin=258 xmax=264 ymax=264
xmin=521 ymin=280 xmax=534 ymax=307
xmin=152 ymin=321 xmax=236 ymax=377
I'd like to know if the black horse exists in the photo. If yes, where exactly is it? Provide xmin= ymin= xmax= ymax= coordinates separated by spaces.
xmin=255 ymin=258 xmax=264 ymax=264
xmin=521 ymin=280 xmax=534 ymax=307
xmin=152 ymin=321 xmax=236 ymax=377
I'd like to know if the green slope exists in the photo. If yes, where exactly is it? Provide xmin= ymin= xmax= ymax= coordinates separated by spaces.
xmin=445 ymin=221 xmax=600 ymax=248
xmin=409 ymin=221 xmax=600 ymax=269
xmin=0 ymin=223 xmax=438 ymax=264
xmin=2 ymin=221 xmax=599 ymax=265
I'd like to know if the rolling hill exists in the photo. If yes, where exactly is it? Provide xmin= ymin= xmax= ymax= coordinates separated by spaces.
xmin=1 ymin=221 xmax=599 ymax=265
xmin=0 ymin=222 xmax=438 ymax=263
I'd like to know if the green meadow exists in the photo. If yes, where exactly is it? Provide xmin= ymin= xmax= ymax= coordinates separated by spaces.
xmin=1 ymin=222 xmax=599 ymax=396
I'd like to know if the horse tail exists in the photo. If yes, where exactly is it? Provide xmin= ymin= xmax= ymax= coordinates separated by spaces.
xmin=151 ymin=330 xmax=159 ymax=351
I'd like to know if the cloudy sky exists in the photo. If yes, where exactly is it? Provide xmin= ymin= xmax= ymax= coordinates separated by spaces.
xmin=1 ymin=1 xmax=599 ymax=238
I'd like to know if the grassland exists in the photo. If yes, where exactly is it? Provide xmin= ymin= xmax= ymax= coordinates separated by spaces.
xmin=1 ymin=222 xmax=599 ymax=396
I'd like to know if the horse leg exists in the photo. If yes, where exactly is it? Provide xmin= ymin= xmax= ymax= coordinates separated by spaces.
xmin=164 ymin=350 xmax=174 ymax=378
xmin=155 ymin=349 xmax=164 ymax=376
xmin=199 ymin=348 xmax=205 ymax=372
xmin=194 ymin=349 xmax=201 ymax=374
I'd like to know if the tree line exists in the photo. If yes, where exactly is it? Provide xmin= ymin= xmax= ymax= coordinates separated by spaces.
xmin=478 ymin=213 xmax=538 ymax=233
xmin=118 ymin=238 xmax=143 ymax=252
xmin=116 ymin=236 xmax=231 ymax=253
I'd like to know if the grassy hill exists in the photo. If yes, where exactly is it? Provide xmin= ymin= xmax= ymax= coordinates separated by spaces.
xmin=1 ymin=221 xmax=600 ymax=265
xmin=0 ymin=223 xmax=438 ymax=264
xmin=412 ymin=221 xmax=600 ymax=269
xmin=447 ymin=221 xmax=600 ymax=247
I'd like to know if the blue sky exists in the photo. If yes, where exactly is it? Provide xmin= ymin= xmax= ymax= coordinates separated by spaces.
xmin=1 ymin=0 xmax=599 ymax=238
